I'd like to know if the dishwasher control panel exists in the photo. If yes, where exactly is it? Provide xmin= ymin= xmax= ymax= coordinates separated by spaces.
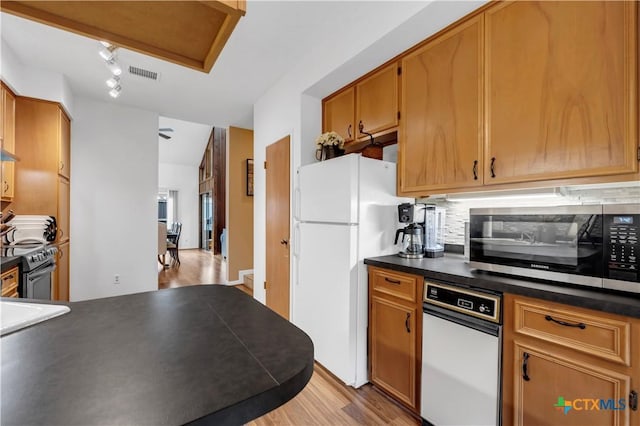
xmin=424 ymin=282 xmax=501 ymax=323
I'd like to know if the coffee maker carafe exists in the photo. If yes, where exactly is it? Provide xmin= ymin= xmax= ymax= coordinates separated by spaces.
xmin=395 ymin=203 xmax=426 ymax=258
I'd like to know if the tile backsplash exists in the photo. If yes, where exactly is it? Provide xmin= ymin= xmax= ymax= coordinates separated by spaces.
xmin=417 ymin=182 xmax=640 ymax=245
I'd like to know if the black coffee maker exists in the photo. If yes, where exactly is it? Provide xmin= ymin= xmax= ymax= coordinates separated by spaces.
xmin=395 ymin=203 xmax=426 ymax=259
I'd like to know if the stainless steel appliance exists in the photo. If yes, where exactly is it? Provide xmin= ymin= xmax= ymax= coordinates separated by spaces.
xmin=421 ymin=281 xmax=502 ymax=426
xmin=396 ymin=203 xmax=446 ymax=258
xmin=395 ymin=223 xmax=425 ymax=258
xmin=396 ymin=203 xmax=426 ymax=258
xmin=469 ymin=203 xmax=639 ymax=293
xmin=1 ymin=243 xmax=57 ymax=299
xmin=424 ymin=205 xmax=445 ymax=258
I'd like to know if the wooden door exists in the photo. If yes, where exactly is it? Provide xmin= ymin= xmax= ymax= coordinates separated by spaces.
xmin=485 ymin=1 xmax=638 ymax=185
xmin=399 ymin=15 xmax=483 ymax=195
xmin=58 ymin=109 xmax=70 ymax=179
xmin=265 ymin=136 xmax=290 ymax=319
xmin=370 ymin=296 xmax=417 ymax=409
xmin=323 ymin=87 xmax=355 ymax=144
xmin=356 ymin=62 xmax=399 ymax=138
xmin=58 ymin=176 xmax=70 ymax=243
xmin=512 ymin=343 xmax=631 ymax=426
xmin=56 ymin=241 xmax=70 ymax=302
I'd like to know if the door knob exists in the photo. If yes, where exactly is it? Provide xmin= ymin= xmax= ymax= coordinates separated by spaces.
xmin=280 ymin=239 xmax=288 ymax=246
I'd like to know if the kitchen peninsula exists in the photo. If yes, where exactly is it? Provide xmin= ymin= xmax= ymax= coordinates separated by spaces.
xmin=1 ymin=285 xmax=314 ymax=425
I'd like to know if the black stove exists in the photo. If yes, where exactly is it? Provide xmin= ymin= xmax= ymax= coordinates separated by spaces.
xmin=2 ymin=243 xmax=57 ymax=271
xmin=1 ymin=243 xmax=57 ymax=299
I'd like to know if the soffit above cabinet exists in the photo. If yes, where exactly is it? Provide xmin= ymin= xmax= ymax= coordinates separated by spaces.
xmin=0 ymin=1 xmax=246 ymax=73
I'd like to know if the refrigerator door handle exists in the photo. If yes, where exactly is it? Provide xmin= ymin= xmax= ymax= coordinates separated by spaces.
xmin=294 ymin=187 xmax=301 ymax=221
xmin=293 ymin=223 xmax=301 ymax=258
xmin=294 ymin=223 xmax=301 ymax=286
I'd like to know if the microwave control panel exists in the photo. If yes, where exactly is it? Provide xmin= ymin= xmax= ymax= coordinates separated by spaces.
xmin=604 ymin=211 xmax=639 ymax=283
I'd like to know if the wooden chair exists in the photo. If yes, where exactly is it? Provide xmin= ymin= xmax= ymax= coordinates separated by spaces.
xmin=158 ymin=222 xmax=167 ymax=268
xmin=167 ymin=222 xmax=182 ymax=266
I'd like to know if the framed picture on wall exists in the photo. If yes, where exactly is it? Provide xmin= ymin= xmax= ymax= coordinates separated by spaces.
xmin=246 ymin=159 xmax=254 ymax=196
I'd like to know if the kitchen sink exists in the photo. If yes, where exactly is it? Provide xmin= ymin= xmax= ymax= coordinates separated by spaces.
xmin=1 ymin=300 xmax=70 ymax=336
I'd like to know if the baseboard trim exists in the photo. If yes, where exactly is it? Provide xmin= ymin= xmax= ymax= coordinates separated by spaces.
xmin=226 ymin=269 xmax=254 ymax=285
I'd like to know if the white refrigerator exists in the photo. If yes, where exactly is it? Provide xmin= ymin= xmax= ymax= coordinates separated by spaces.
xmin=293 ymin=154 xmax=411 ymax=388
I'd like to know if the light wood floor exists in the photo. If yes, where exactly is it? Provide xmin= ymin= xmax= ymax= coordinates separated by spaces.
xmin=158 ymin=249 xmax=227 ymax=289
xmin=157 ymin=249 xmax=418 ymax=425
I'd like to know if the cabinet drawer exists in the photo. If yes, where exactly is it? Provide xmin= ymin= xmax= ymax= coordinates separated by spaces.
xmin=370 ymin=267 xmax=419 ymax=303
xmin=513 ymin=298 xmax=631 ymax=366
xmin=1 ymin=267 xmax=18 ymax=297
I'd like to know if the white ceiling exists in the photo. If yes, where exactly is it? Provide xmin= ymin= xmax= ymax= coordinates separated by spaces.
xmin=0 ymin=1 xmax=429 ymax=166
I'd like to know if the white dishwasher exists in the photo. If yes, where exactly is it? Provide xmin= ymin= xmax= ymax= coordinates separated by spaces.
xmin=421 ymin=282 xmax=502 ymax=426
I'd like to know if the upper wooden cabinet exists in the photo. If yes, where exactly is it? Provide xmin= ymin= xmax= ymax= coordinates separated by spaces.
xmin=58 ymin=111 xmax=70 ymax=179
xmin=323 ymin=87 xmax=355 ymax=144
xmin=355 ymin=63 xmax=399 ymax=139
xmin=396 ymin=0 xmax=638 ymax=196
xmin=399 ymin=15 xmax=484 ymax=194
xmin=485 ymin=1 xmax=638 ymax=185
xmin=0 ymin=1 xmax=246 ymax=73
xmin=1 ymin=83 xmax=16 ymax=201
xmin=322 ymin=62 xmax=399 ymax=148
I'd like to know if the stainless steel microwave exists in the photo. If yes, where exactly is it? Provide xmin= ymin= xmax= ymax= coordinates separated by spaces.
xmin=469 ymin=204 xmax=639 ymax=294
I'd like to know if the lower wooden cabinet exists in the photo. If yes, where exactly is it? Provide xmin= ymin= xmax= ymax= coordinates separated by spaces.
xmin=368 ymin=266 xmax=422 ymax=413
xmin=1 ymin=266 xmax=19 ymax=298
xmin=503 ymin=294 xmax=639 ymax=426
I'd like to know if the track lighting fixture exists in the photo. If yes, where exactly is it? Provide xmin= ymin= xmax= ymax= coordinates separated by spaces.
xmin=106 ymin=76 xmax=120 ymax=88
xmin=99 ymin=41 xmax=124 ymax=98
xmin=109 ymin=85 xmax=122 ymax=98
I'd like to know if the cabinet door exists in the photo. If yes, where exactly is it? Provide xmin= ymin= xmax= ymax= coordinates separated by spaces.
xmin=399 ymin=15 xmax=483 ymax=195
xmin=3 ymin=85 xmax=15 ymax=154
xmin=370 ymin=296 xmax=417 ymax=409
xmin=58 ymin=176 xmax=70 ymax=242
xmin=58 ymin=109 xmax=70 ymax=179
xmin=356 ymin=62 xmax=399 ymax=138
xmin=1 ymin=162 xmax=13 ymax=200
xmin=56 ymin=242 xmax=70 ymax=302
xmin=485 ymin=1 xmax=638 ymax=184
xmin=512 ymin=343 xmax=631 ymax=426
xmin=323 ymin=87 xmax=355 ymax=144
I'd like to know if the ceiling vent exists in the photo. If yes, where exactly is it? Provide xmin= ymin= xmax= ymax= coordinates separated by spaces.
xmin=128 ymin=65 xmax=159 ymax=81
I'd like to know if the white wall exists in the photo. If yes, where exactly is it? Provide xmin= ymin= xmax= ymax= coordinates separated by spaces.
xmin=253 ymin=1 xmax=487 ymax=306
xmin=158 ymin=163 xmax=199 ymax=249
xmin=71 ymin=97 xmax=159 ymax=301
xmin=1 ymin=39 xmax=75 ymax=118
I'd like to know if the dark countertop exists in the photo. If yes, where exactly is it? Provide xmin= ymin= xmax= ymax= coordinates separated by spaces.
xmin=0 ymin=255 xmax=21 ymax=271
xmin=365 ymin=254 xmax=640 ymax=319
xmin=1 ymin=285 xmax=314 ymax=425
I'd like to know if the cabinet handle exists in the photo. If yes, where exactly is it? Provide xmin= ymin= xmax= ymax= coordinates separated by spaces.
xmin=405 ymin=313 xmax=411 ymax=333
xmin=59 ymin=248 xmax=64 ymax=259
xmin=545 ymin=315 xmax=586 ymax=329
xmin=60 ymin=161 xmax=65 ymax=171
xmin=384 ymin=277 xmax=401 ymax=285
xmin=630 ymin=390 xmax=638 ymax=411
xmin=347 ymin=124 xmax=352 ymax=139
xmin=280 ymin=239 xmax=288 ymax=246
xmin=3 ymin=274 xmax=14 ymax=280
xmin=490 ymin=157 xmax=496 ymax=178
xmin=473 ymin=160 xmax=478 ymax=180
xmin=358 ymin=120 xmax=364 ymax=134
xmin=522 ymin=352 xmax=531 ymax=381
xmin=3 ymin=181 xmax=8 ymax=192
